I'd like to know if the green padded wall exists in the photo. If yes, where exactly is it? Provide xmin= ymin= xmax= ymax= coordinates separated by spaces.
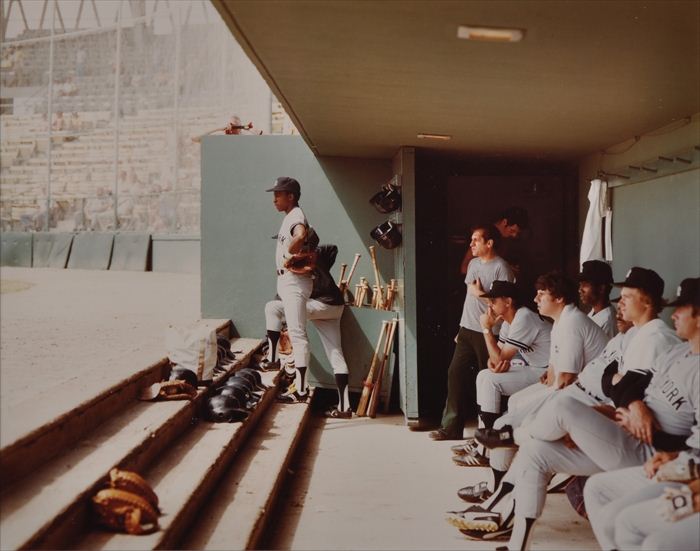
xmin=32 ymin=232 xmax=74 ymax=268
xmin=66 ymin=232 xmax=114 ymax=270
xmin=0 ymin=232 xmax=33 ymax=267
xmin=110 ymin=233 xmax=151 ymax=271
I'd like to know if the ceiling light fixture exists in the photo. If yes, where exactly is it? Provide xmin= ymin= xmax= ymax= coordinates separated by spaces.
xmin=417 ymin=133 xmax=452 ymax=141
xmin=457 ymin=25 xmax=524 ymax=43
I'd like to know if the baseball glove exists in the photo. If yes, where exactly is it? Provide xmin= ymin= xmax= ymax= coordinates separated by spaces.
xmin=138 ymin=380 xmax=197 ymax=401
xmin=109 ymin=468 xmax=160 ymax=510
xmin=659 ymin=485 xmax=695 ymax=522
xmin=93 ymin=488 xmax=160 ymax=534
xmin=656 ymin=456 xmax=700 ymax=483
xmin=278 ymin=328 xmax=293 ymax=356
xmin=284 ymin=251 xmax=318 ymax=275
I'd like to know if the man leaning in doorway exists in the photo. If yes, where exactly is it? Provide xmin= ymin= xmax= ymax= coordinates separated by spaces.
xmin=460 ymin=206 xmax=529 ymax=277
xmin=430 ymin=224 xmax=515 ymax=441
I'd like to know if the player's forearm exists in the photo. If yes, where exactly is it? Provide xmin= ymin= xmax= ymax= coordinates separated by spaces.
xmin=287 ymin=229 xmax=308 ymax=254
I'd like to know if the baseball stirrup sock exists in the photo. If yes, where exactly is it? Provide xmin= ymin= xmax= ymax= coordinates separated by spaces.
xmin=492 ymin=468 xmax=506 ymax=489
xmin=480 ymin=411 xmax=499 ymax=430
xmin=508 ymin=516 xmax=535 ymax=551
xmin=266 ymin=330 xmax=280 ymax=362
xmin=335 ymin=373 xmax=349 ymax=410
xmin=295 ymin=366 xmax=307 ymax=393
xmin=483 ymin=481 xmax=514 ymax=511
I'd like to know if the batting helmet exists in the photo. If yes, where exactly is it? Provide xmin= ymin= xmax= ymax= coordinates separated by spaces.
xmin=168 ymin=367 xmax=198 ymax=388
xmin=370 ymin=220 xmax=402 ymax=249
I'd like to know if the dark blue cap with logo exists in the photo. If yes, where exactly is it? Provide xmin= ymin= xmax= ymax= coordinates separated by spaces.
xmin=666 ymin=278 xmax=700 ymax=307
xmin=614 ymin=267 xmax=664 ymax=300
xmin=266 ymin=176 xmax=301 ymax=194
xmin=578 ymin=260 xmax=613 ymax=285
xmin=480 ymin=280 xmax=520 ymax=299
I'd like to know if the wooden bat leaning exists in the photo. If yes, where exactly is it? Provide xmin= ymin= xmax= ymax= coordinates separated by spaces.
xmin=368 ymin=319 xmax=398 ymax=418
xmin=338 ymin=263 xmax=348 ymax=290
xmin=356 ymin=321 xmax=390 ymax=417
xmin=368 ymin=246 xmax=384 ymax=309
xmin=345 ymin=253 xmax=361 ymax=289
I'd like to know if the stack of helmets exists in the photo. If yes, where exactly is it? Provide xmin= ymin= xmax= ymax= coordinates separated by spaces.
xmin=205 ymin=368 xmax=269 ymax=423
xmin=169 ymin=366 xmax=198 ymax=389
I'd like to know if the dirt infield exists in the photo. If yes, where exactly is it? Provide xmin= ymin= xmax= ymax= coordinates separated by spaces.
xmin=0 ymin=267 xmax=204 ymax=448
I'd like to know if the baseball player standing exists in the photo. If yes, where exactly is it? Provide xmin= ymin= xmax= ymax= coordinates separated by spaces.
xmin=266 ymin=177 xmax=313 ymax=403
xmin=265 ymin=244 xmax=353 ymax=416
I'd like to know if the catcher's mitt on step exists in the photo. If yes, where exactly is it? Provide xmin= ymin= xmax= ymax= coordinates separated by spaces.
xmin=93 ymin=489 xmax=160 ymax=534
xmin=92 ymin=469 xmax=160 ymax=534
xmin=138 ymin=380 xmax=197 ymax=401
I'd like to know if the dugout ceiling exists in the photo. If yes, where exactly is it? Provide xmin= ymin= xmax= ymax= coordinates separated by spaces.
xmin=212 ymin=0 xmax=699 ymax=160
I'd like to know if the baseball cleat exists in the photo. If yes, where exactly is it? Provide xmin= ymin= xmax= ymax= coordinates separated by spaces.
xmin=324 ymin=407 xmax=352 ymax=419
xmin=474 ymin=425 xmax=517 ymax=449
xmin=458 ymin=481 xmax=492 ymax=503
xmin=257 ymin=359 xmax=281 ymax=372
xmin=452 ymin=453 xmax=490 ymax=467
xmin=276 ymin=384 xmax=308 ymax=404
xmin=451 ymin=437 xmax=479 ymax=456
xmin=445 ymin=506 xmax=500 ymax=532
xmin=459 ymin=510 xmax=514 ymax=540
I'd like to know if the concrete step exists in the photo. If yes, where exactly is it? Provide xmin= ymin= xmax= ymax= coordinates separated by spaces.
xmin=73 ymin=370 xmax=283 ymax=550
xmin=182 ymin=394 xmax=314 ymax=550
xmin=0 ymin=334 xmax=263 ymax=550
xmin=0 ymin=320 xmax=233 ymax=484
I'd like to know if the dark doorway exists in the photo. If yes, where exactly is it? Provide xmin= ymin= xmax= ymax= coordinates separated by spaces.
xmin=413 ymin=150 xmax=579 ymax=424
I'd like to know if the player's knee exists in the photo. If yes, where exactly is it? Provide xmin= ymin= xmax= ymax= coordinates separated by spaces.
xmin=613 ymin=507 xmax=637 ymax=548
xmin=264 ymin=300 xmax=282 ymax=317
xmin=583 ymin=472 xmax=605 ymax=511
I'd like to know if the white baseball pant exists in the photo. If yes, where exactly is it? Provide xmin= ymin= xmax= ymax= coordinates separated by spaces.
xmin=265 ymin=297 xmax=348 ymax=375
xmin=615 ymin=488 xmax=699 ymax=551
xmin=491 ymin=383 xmax=611 ymax=475
xmin=476 ymin=365 xmax=547 ymax=414
xmin=512 ymin=395 xmax=654 ymax=519
xmin=276 ymin=272 xmax=313 ymax=368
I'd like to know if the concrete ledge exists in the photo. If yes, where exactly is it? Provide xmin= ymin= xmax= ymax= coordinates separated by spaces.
xmin=183 ymin=393 xmax=314 ymax=550
xmin=75 ymin=368 xmax=281 ymax=550
xmin=0 ymin=320 xmax=232 ymax=484
xmin=0 ymin=324 xmax=265 ymax=551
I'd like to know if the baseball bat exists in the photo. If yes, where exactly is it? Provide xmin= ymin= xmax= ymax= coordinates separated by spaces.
xmin=345 ymin=253 xmax=361 ymax=289
xmin=354 ymin=283 xmax=363 ymax=307
xmin=368 ymin=318 xmax=398 ymax=418
xmin=338 ymin=263 xmax=347 ymax=290
xmin=368 ymin=246 xmax=384 ymax=309
xmin=356 ymin=320 xmax=390 ymax=417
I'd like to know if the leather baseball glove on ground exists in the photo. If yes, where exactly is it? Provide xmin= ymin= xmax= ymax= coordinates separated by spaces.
xmin=138 ymin=380 xmax=197 ymax=401
xmin=92 ymin=468 xmax=160 ymax=534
